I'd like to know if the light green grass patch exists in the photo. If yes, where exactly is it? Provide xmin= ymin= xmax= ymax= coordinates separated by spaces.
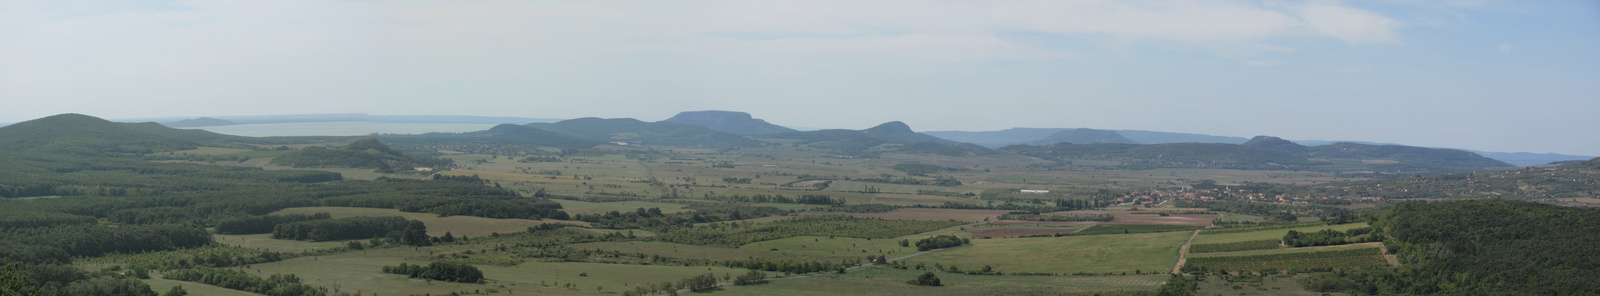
xmin=1192 ymin=223 xmax=1368 ymax=245
xmin=214 ymin=233 xmax=349 ymax=253
xmin=900 ymin=231 xmax=1189 ymax=275
xmin=1188 ymin=243 xmax=1379 ymax=259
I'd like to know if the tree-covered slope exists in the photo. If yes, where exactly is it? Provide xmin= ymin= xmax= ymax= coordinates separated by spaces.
xmin=1332 ymin=200 xmax=1600 ymax=295
xmin=270 ymin=139 xmax=450 ymax=172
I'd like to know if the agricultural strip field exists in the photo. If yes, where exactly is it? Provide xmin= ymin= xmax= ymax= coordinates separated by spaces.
xmin=573 ymin=224 xmax=974 ymax=263
xmin=1187 ymin=243 xmax=1381 ymax=259
xmin=1191 ymin=223 xmax=1369 ymax=245
xmin=553 ymin=200 xmax=690 ymax=215
xmin=272 ymin=207 xmax=584 ymax=237
xmin=1188 ymin=239 xmax=1281 ymax=253
xmin=802 ymin=208 xmax=1012 ymax=222
xmin=236 ymin=246 xmax=761 ymax=296
xmin=716 ymin=266 xmax=1169 ymax=296
xmin=1049 ymin=210 xmax=1219 ymax=227
xmin=899 ymin=231 xmax=1191 ymax=275
xmin=1184 ymin=246 xmax=1388 ymax=272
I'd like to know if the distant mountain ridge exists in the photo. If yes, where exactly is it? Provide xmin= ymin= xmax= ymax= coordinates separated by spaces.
xmin=1004 ymin=135 xmax=1512 ymax=175
xmin=526 ymin=117 xmax=762 ymax=148
xmin=928 ymin=128 xmax=1588 ymax=166
xmin=663 ymin=111 xmax=796 ymax=135
xmin=148 ymin=114 xmax=559 ymax=127
xmin=1027 ymin=128 xmax=1139 ymax=145
xmin=765 ymin=121 xmax=989 ymax=156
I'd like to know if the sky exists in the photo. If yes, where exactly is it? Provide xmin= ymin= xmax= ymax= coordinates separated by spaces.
xmin=1 ymin=0 xmax=1597 ymax=155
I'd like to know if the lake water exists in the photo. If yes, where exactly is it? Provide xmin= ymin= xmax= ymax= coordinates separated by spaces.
xmin=179 ymin=122 xmax=499 ymax=137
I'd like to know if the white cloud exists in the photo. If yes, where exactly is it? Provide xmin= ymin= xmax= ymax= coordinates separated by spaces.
xmin=1498 ymin=44 xmax=1515 ymax=53
xmin=1296 ymin=0 xmax=1404 ymax=44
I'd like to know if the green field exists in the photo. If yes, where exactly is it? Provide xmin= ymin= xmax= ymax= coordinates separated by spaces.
xmin=900 ymin=231 xmax=1190 ymax=275
xmin=717 ymin=266 xmax=1168 ymax=295
xmin=1188 ymin=243 xmax=1379 ymax=258
xmin=1191 ymin=223 xmax=1369 ymax=245
xmin=214 ymin=233 xmax=350 ymax=253
xmin=141 ymin=277 xmax=260 ymax=296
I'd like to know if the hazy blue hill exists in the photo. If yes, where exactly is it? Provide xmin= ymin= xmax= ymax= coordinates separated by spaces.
xmin=923 ymin=128 xmax=1066 ymax=147
xmin=161 ymin=117 xmax=234 ymax=127
xmin=1027 ymin=128 xmax=1139 ymax=145
xmin=526 ymin=117 xmax=762 ymax=148
xmin=1003 ymin=142 xmax=1320 ymax=170
xmin=1003 ymin=136 xmax=1509 ymax=174
xmin=0 ymin=114 xmax=203 ymax=155
xmin=926 ymin=128 xmax=1248 ymax=148
xmin=862 ymin=121 xmax=954 ymax=144
xmin=766 ymin=121 xmax=987 ymax=156
xmin=662 ymin=110 xmax=796 ymax=135
xmin=1114 ymin=130 xmax=1249 ymax=145
xmin=1306 ymin=143 xmax=1513 ymax=170
xmin=1469 ymin=151 xmax=1596 ymax=167
xmin=1241 ymin=136 xmax=1308 ymax=154
xmin=383 ymin=124 xmax=604 ymax=149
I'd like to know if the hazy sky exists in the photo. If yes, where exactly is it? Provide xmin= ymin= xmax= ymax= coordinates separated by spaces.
xmin=2 ymin=1 xmax=1597 ymax=155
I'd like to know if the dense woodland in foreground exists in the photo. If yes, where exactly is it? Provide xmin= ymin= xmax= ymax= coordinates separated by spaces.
xmin=0 ymin=113 xmax=1595 ymax=295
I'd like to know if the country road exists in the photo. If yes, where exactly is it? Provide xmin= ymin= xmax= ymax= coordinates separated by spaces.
xmin=1171 ymin=229 xmax=1201 ymax=274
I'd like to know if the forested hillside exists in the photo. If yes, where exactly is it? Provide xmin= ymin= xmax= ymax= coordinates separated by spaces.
xmin=0 ymin=114 xmax=569 ymax=295
xmin=1320 ymin=200 xmax=1600 ymax=294
xmin=270 ymin=139 xmax=451 ymax=172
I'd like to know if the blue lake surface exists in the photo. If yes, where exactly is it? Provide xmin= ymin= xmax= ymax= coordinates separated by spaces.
xmin=180 ymin=122 xmax=498 ymax=137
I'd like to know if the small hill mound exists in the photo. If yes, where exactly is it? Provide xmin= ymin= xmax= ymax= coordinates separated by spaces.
xmin=663 ymin=111 xmax=796 ymax=135
xmin=1027 ymin=128 xmax=1138 ymax=145
xmin=765 ymin=121 xmax=985 ymax=156
xmin=1241 ymin=136 xmax=1307 ymax=153
xmin=271 ymin=139 xmax=449 ymax=172
xmin=0 ymin=114 xmax=201 ymax=155
xmin=526 ymin=117 xmax=762 ymax=148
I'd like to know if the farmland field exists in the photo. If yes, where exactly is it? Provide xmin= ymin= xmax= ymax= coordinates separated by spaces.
xmin=1191 ymin=223 xmax=1369 ymax=245
xmin=802 ymin=208 xmax=1011 ymax=222
xmin=717 ymin=266 xmax=1169 ymax=296
xmin=899 ymin=231 xmax=1190 ymax=275
xmin=1184 ymin=246 xmax=1388 ymax=272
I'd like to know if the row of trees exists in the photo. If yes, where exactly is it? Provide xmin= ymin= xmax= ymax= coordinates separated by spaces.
xmin=161 ymin=269 xmax=322 ymax=296
xmin=214 ymin=213 xmax=330 ymax=234
xmin=381 ymin=262 xmax=484 ymax=283
xmin=913 ymin=235 xmax=969 ymax=251
xmin=271 ymin=216 xmax=430 ymax=246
